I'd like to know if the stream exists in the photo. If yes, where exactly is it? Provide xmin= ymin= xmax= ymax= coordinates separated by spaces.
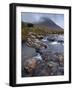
xmin=22 ymin=35 xmax=64 ymax=77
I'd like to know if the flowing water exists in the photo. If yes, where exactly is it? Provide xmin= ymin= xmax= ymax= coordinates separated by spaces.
xmin=22 ymin=35 xmax=64 ymax=77
xmin=22 ymin=35 xmax=64 ymax=56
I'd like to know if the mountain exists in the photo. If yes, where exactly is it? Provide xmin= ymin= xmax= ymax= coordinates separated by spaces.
xmin=34 ymin=17 xmax=63 ymax=31
xmin=22 ymin=17 xmax=64 ymax=41
xmin=22 ymin=17 xmax=64 ymax=36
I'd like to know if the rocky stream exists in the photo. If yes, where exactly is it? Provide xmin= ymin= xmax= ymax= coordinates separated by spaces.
xmin=22 ymin=33 xmax=64 ymax=77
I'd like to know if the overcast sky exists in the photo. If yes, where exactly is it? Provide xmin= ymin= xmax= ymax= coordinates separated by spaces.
xmin=21 ymin=12 xmax=64 ymax=28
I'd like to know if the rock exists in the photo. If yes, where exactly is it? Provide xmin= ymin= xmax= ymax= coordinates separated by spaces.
xmin=23 ymin=58 xmax=37 ymax=74
xmin=40 ymin=50 xmax=49 ymax=60
xmin=36 ymin=69 xmax=49 ymax=76
xmin=31 ymin=35 xmax=36 ymax=39
xmin=33 ymin=53 xmax=42 ymax=61
xmin=56 ymin=72 xmax=62 ymax=75
xmin=50 ymin=66 xmax=58 ymax=75
xmin=51 ymin=54 xmax=59 ymax=62
xmin=39 ymin=51 xmax=55 ymax=62
xmin=33 ymin=62 xmax=50 ymax=76
xmin=47 ymin=35 xmax=57 ymax=41
xmin=47 ymin=61 xmax=59 ymax=67
xmin=58 ymin=55 xmax=64 ymax=63
xmin=56 ymin=66 xmax=64 ymax=75
xmin=40 ymin=42 xmax=48 ymax=48
xmin=26 ymin=36 xmax=48 ymax=50
xmin=34 ymin=39 xmax=40 ymax=43
xmin=57 ymin=40 xmax=64 ymax=43
xmin=36 ymin=35 xmax=43 ymax=39
xmin=58 ymin=67 xmax=64 ymax=71
xmin=57 ymin=35 xmax=64 ymax=41
xmin=28 ymin=32 xmax=36 ymax=36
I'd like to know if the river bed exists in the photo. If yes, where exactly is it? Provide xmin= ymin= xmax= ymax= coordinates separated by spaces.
xmin=22 ymin=35 xmax=64 ymax=77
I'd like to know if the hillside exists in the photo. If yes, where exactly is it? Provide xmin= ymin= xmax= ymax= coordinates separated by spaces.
xmin=21 ymin=18 xmax=64 ymax=41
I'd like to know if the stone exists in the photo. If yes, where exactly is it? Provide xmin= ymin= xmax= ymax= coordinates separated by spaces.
xmin=26 ymin=36 xmax=48 ymax=50
xmin=47 ymin=61 xmax=59 ymax=68
xmin=23 ymin=58 xmax=37 ymax=73
xmin=36 ymin=35 xmax=43 ymax=39
xmin=59 ymin=55 xmax=64 ymax=63
xmin=30 ymin=35 xmax=36 ymax=39
xmin=38 ymin=69 xmax=49 ymax=76
xmin=33 ymin=62 xmax=50 ymax=76
xmin=50 ymin=66 xmax=58 ymax=75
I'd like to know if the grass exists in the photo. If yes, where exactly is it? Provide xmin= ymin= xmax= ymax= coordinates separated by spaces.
xmin=21 ymin=22 xmax=64 ymax=41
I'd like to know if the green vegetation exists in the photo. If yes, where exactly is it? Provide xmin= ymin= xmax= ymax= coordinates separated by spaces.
xmin=21 ymin=22 xmax=64 ymax=41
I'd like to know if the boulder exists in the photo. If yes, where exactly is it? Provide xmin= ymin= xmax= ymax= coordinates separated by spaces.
xmin=47 ymin=35 xmax=57 ymax=41
xmin=36 ymin=35 xmax=43 ymax=39
xmin=33 ymin=61 xmax=50 ymax=76
xmin=58 ymin=55 xmax=64 ymax=63
xmin=26 ymin=37 xmax=48 ymax=50
xmin=23 ymin=58 xmax=37 ymax=74
xmin=47 ymin=61 xmax=59 ymax=68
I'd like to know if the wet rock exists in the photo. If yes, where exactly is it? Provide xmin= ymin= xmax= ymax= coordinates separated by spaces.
xmin=58 ymin=67 xmax=64 ymax=71
xmin=47 ymin=35 xmax=58 ymax=41
xmin=36 ymin=35 xmax=43 ymax=39
xmin=50 ymin=66 xmax=58 ymax=75
xmin=35 ymin=69 xmax=49 ymax=76
xmin=55 ymin=66 xmax=64 ymax=75
xmin=56 ymin=72 xmax=63 ymax=75
xmin=57 ymin=35 xmax=64 ymax=42
xmin=57 ymin=40 xmax=64 ymax=43
xmin=39 ymin=51 xmax=58 ymax=62
xmin=39 ymin=50 xmax=50 ymax=62
xmin=47 ymin=61 xmax=59 ymax=68
xmin=23 ymin=58 xmax=37 ymax=74
xmin=33 ymin=53 xmax=42 ymax=61
xmin=33 ymin=62 xmax=50 ymax=76
xmin=26 ymin=36 xmax=48 ymax=49
xmin=34 ymin=39 xmax=40 ymax=43
xmin=28 ymin=32 xmax=36 ymax=36
xmin=58 ymin=54 xmax=64 ymax=63
xmin=30 ymin=35 xmax=36 ymax=39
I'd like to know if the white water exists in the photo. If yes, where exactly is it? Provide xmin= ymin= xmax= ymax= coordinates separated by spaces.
xmin=33 ymin=53 xmax=42 ymax=60
xmin=41 ymin=37 xmax=48 ymax=42
xmin=22 ymin=35 xmax=64 ymax=62
xmin=41 ymin=35 xmax=64 ymax=45
xmin=50 ymin=41 xmax=60 ymax=45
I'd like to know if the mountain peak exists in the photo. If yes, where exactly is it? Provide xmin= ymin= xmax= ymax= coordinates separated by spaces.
xmin=35 ymin=17 xmax=63 ymax=30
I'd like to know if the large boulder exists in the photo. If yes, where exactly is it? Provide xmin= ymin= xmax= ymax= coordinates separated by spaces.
xmin=47 ymin=35 xmax=58 ymax=41
xmin=47 ymin=61 xmax=59 ymax=68
xmin=26 ymin=36 xmax=48 ymax=49
xmin=23 ymin=58 xmax=37 ymax=74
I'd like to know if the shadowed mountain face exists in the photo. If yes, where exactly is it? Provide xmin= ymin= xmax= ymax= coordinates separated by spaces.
xmin=35 ymin=17 xmax=63 ymax=30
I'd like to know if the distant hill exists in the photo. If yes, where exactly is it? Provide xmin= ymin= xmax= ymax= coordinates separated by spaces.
xmin=22 ymin=17 xmax=64 ymax=41
xmin=35 ymin=17 xmax=63 ymax=30
xmin=22 ymin=17 xmax=63 ymax=31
